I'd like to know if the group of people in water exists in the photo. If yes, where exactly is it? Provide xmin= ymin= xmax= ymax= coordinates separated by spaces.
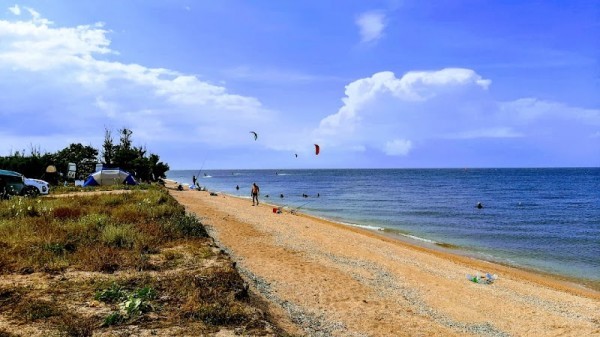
xmin=231 ymin=181 xmax=319 ymax=206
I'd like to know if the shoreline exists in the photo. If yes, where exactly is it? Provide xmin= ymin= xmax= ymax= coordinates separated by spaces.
xmin=198 ymin=188 xmax=600 ymax=294
xmin=285 ymin=201 xmax=600 ymax=298
xmin=168 ymin=187 xmax=600 ymax=336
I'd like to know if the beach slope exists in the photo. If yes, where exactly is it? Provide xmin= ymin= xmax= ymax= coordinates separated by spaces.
xmin=170 ymin=190 xmax=600 ymax=337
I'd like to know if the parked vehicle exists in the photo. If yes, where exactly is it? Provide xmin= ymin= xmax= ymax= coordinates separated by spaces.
xmin=0 ymin=169 xmax=26 ymax=198
xmin=24 ymin=178 xmax=50 ymax=196
xmin=0 ymin=169 xmax=48 ymax=198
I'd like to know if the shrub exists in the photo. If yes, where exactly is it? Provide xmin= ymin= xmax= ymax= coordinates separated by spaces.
xmin=102 ymin=311 xmax=124 ymax=327
xmin=74 ymin=245 xmax=124 ymax=273
xmin=196 ymin=302 xmax=250 ymax=326
xmin=95 ymin=282 xmax=127 ymax=303
xmin=77 ymin=214 xmax=110 ymax=229
xmin=52 ymin=206 xmax=82 ymax=220
xmin=162 ymin=213 xmax=208 ymax=239
xmin=58 ymin=315 xmax=95 ymax=337
xmin=101 ymin=224 xmax=137 ymax=248
xmin=14 ymin=299 xmax=61 ymax=322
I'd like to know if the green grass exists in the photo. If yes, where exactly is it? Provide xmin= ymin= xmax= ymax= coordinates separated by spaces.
xmin=0 ymin=186 xmax=284 ymax=335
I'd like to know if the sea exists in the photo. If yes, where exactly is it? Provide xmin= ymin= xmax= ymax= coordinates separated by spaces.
xmin=167 ymin=168 xmax=600 ymax=285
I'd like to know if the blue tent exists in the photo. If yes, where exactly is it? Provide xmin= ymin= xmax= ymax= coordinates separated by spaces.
xmin=83 ymin=169 xmax=137 ymax=187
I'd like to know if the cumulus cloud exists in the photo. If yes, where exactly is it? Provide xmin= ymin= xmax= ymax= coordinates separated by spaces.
xmin=314 ymin=68 xmax=599 ymax=163
xmin=356 ymin=11 xmax=386 ymax=43
xmin=0 ymin=8 xmax=270 ymax=155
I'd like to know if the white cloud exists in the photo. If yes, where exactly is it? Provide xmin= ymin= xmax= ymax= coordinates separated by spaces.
xmin=384 ymin=139 xmax=412 ymax=156
xmin=0 ymin=8 xmax=271 ymax=154
xmin=317 ymin=68 xmax=491 ymax=135
xmin=8 ymin=5 xmax=20 ymax=15
xmin=356 ymin=11 xmax=386 ymax=43
xmin=313 ymin=68 xmax=599 ymax=160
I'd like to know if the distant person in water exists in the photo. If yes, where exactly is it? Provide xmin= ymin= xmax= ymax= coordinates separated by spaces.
xmin=280 ymin=193 xmax=284 ymax=198
xmin=477 ymin=202 xmax=483 ymax=209
xmin=251 ymin=183 xmax=260 ymax=206
xmin=236 ymin=185 xmax=239 ymax=191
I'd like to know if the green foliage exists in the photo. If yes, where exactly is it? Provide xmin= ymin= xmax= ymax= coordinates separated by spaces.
xmin=95 ymin=283 xmax=127 ymax=303
xmin=97 ymin=284 xmax=157 ymax=324
xmin=174 ymin=213 xmax=209 ymax=238
xmin=53 ymin=143 xmax=99 ymax=180
xmin=0 ymin=127 xmax=169 ymax=184
xmin=101 ymin=224 xmax=138 ymax=248
xmin=102 ymin=311 xmax=124 ymax=327
xmin=103 ymin=127 xmax=169 ymax=182
xmin=0 ymin=146 xmax=51 ymax=179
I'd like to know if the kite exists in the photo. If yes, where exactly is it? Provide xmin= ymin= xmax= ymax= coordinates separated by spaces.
xmin=250 ymin=131 xmax=258 ymax=141
xmin=314 ymin=144 xmax=320 ymax=155
xmin=295 ymin=153 xmax=298 ymax=158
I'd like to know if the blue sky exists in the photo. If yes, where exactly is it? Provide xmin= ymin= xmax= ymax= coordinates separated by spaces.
xmin=0 ymin=0 xmax=598 ymax=169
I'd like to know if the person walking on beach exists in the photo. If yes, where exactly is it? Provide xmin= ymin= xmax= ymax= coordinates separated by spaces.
xmin=251 ymin=183 xmax=260 ymax=206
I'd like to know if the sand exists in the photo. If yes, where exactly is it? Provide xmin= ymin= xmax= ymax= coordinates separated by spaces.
xmin=169 ymin=188 xmax=600 ymax=337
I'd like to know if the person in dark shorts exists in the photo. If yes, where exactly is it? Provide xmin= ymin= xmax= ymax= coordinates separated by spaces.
xmin=251 ymin=183 xmax=260 ymax=206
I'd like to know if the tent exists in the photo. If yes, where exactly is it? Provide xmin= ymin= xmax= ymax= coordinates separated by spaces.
xmin=83 ymin=169 xmax=137 ymax=187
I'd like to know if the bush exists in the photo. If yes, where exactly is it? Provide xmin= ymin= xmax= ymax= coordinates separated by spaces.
xmin=52 ymin=206 xmax=82 ymax=220
xmin=101 ymin=224 xmax=137 ymax=248
xmin=14 ymin=299 xmax=61 ymax=322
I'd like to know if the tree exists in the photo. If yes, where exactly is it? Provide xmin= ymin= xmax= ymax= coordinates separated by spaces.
xmin=53 ymin=143 xmax=99 ymax=180
xmin=107 ymin=128 xmax=169 ymax=182
xmin=102 ymin=128 xmax=115 ymax=166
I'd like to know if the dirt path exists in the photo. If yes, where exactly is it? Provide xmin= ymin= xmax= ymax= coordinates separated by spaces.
xmin=171 ymin=189 xmax=600 ymax=337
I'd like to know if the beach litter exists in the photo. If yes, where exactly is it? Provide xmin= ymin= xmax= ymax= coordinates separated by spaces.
xmin=467 ymin=273 xmax=498 ymax=285
xmin=273 ymin=207 xmax=282 ymax=214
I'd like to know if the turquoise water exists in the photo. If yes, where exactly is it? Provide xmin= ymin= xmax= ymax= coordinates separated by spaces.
xmin=167 ymin=168 xmax=600 ymax=283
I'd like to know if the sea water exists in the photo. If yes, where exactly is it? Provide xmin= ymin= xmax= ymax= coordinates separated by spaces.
xmin=167 ymin=168 xmax=600 ymax=283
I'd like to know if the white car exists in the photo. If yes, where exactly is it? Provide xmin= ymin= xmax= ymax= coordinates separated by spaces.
xmin=24 ymin=178 xmax=50 ymax=195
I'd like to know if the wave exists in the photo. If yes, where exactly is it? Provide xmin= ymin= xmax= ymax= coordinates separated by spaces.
xmin=335 ymin=221 xmax=385 ymax=232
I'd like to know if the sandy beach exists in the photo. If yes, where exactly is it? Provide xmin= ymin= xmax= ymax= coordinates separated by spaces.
xmin=169 ymin=188 xmax=600 ymax=337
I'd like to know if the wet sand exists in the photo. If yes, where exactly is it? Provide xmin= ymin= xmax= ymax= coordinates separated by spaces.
xmin=169 ymin=188 xmax=600 ymax=337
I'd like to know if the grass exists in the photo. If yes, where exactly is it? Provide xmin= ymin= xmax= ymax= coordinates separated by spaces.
xmin=0 ymin=186 xmax=283 ymax=335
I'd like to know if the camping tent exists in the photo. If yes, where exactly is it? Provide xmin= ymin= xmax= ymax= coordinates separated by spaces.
xmin=83 ymin=169 xmax=137 ymax=187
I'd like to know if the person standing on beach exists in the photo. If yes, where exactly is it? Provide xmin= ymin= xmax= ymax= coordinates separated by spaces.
xmin=251 ymin=183 xmax=260 ymax=206
xmin=192 ymin=175 xmax=197 ymax=187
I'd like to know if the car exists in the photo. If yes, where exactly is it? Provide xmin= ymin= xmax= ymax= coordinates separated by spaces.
xmin=0 ymin=169 xmax=27 ymax=198
xmin=24 ymin=178 xmax=50 ymax=196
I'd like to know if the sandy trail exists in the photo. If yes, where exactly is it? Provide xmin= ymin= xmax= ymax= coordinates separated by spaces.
xmin=170 ymin=189 xmax=600 ymax=337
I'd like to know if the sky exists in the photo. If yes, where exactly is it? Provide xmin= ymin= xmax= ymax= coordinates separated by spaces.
xmin=0 ymin=0 xmax=598 ymax=169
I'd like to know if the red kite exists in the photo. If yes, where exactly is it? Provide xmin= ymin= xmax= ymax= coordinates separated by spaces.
xmin=314 ymin=144 xmax=320 ymax=155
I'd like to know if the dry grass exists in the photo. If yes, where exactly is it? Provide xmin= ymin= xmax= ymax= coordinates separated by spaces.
xmin=0 ymin=187 xmax=282 ymax=336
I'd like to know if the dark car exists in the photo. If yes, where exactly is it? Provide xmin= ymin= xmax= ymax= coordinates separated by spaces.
xmin=0 ymin=169 xmax=37 ymax=198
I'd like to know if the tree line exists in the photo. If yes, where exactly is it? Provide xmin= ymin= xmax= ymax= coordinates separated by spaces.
xmin=0 ymin=128 xmax=169 ymax=184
